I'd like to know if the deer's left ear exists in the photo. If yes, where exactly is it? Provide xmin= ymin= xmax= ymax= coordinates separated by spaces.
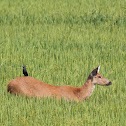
xmin=89 ymin=66 xmax=100 ymax=80
xmin=90 ymin=66 xmax=100 ymax=77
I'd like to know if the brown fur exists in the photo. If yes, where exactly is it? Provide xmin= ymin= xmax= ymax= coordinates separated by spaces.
xmin=7 ymin=67 xmax=111 ymax=101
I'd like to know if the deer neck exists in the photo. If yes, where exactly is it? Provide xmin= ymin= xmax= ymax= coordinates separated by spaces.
xmin=79 ymin=79 xmax=95 ymax=101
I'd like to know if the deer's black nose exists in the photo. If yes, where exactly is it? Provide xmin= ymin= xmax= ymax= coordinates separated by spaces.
xmin=108 ymin=81 xmax=112 ymax=85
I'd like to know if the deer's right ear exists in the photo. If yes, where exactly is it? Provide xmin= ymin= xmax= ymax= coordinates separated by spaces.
xmin=90 ymin=66 xmax=100 ymax=76
xmin=88 ymin=66 xmax=100 ymax=80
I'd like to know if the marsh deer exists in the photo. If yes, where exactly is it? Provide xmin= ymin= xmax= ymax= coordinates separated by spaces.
xmin=7 ymin=66 xmax=111 ymax=101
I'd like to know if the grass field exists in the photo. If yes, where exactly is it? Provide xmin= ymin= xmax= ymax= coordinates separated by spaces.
xmin=0 ymin=0 xmax=126 ymax=125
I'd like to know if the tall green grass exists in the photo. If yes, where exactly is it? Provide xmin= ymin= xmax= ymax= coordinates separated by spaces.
xmin=0 ymin=0 xmax=126 ymax=125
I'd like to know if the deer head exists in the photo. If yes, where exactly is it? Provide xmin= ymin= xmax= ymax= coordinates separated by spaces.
xmin=88 ymin=66 xmax=112 ymax=86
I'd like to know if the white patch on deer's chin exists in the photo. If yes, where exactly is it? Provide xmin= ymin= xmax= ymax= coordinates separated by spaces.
xmin=98 ymin=65 xmax=100 ymax=73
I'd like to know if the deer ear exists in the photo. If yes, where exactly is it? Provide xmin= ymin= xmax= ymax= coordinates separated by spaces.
xmin=90 ymin=66 xmax=100 ymax=76
xmin=97 ymin=65 xmax=100 ymax=73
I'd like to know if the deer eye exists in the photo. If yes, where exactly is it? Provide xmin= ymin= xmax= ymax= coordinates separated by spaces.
xmin=98 ymin=76 xmax=101 ymax=78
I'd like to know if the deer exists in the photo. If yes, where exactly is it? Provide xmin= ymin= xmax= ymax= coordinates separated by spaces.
xmin=7 ymin=66 xmax=112 ymax=101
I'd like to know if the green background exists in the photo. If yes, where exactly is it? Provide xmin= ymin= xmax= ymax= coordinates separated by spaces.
xmin=0 ymin=0 xmax=125 ymax=125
